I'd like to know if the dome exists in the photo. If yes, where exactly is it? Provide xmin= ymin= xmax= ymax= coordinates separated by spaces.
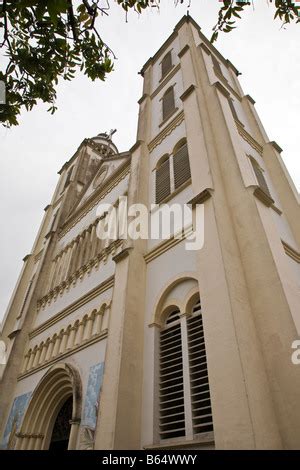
xmin=90 ymin=130 xmax=119 ymax=156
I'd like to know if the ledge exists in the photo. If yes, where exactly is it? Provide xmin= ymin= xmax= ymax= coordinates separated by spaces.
xmin=22 ymin=254 xmax=32 ymax=262
xmin=159 ymin=107 xmax=179 ymax=129
xmin=245 ymin=94 xmax=256 ymax=105
xmin=180 ymin=84 xmax=197 ymax=102
xmin=253 ymin=187 xmax=275 ymax=207
xmin=199 ymin=42 xmax=211 ymax=56
xmin=144 ymin=432 xmax=215 ymax=450
xmin=282 ymin=240 xmax=300 ymax=263
xmin=138 ymin=93 xmax=150 ymax=105
xmin=188 ymin=189 xmax=212 ymax=207
xmin=269 ymin=141 xmax=283 ymax=154
xmin=130 ymin=140 xmax=143 ymax=154
xmin=112 ymin=247 xmax=132 ymax=263
xmin=213 ymin=80 xmax=230 ymax=98
xmin=178 ymin=44 xmax=190 ymax=59
xmin=44 ymin=204 xmax=51 ymax=212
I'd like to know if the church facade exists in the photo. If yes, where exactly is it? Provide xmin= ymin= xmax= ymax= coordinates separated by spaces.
xmin=0 ymin=15 xmax=300 ymax=450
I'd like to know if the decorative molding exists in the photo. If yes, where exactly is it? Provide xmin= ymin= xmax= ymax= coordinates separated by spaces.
xmin=36 ymin=241 xmax=120 ymax=311
xmin=148 ymin=110 xmax=185 ymax=153
xmin=236 ymin=121 xmax=263 ymax=156
xmin=180 ymin=84 xmax=197 ymax=102
xmin=151 ymin=64 xmax=181 ymax=101
xmin=178 ymin=44 xmax=190 ymax=58
xmin=282 ymin=240 xmax=300 ymax=264
xmin=18 ymin=331 xmax=108 ymax=381
xmin=253 ymin=187 xmax=275 ymax=207
xmin=58 ymin=162 xmax=130 ymax=239
xmin=31 ymin=276 xmax=114 ymax=338
xmin=188 ymin=189 xmax=212 ymax=207
xmin=144 ymin=225 xmax=193 ymax=264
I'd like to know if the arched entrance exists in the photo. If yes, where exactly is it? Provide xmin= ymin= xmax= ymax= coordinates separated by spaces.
xmin=15 ymin=363 xmax=82 ymax=450
xmin=49 ymin=396 xmax=73 ymax=450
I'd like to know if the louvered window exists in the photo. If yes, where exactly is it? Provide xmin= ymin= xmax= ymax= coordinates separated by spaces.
xmin=158 ymin=298 xmax=213 ymax=442
xmin=250 ymin=158 xmax=272 ymax=199
xmin=156 ymin=158 xmax=171 ymax=203
xmin=161 ymin=52 xmax=172 ymax=79
xmin=173 ymin=143 xmax=191 ymax=190
xmin=187 ymin=300 xmax=213 ymax=435
xmin=162 ymin=87 xmax=175 ymax=122
xmin=159 ymin=309 xmax=185 ymax=440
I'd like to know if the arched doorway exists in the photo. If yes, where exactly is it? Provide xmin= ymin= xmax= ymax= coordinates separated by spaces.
xmin=15 ymin=363 xmax=82 ymax=450
xmin=49 ymin=396 xmax=73 ymax=450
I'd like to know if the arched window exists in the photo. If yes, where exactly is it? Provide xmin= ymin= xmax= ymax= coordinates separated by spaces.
xmin=158 ymin=297 xmax=213 ymax=441
xmin=162 ymin=87 xmax=175 ymax=121
xmin=156 ymin=155 xmax=171 ymax=203
xmin=173 ymin=140 xmax=191 ymax=190
xmin=161 ymin=51 xmax=172 ymax=79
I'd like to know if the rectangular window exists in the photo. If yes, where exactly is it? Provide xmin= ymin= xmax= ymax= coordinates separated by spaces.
xmin=250 ymin=157 xmax=272 ymax=199
xmin=173 ymin=143 xmax=191 ymax=190
xmin=161 ymin=51 xmax=172 ymax=79
xmin=162 ymin=87 xmax=176 ymax=122
xmin=156 ymin=159 xmax=171 ymax=203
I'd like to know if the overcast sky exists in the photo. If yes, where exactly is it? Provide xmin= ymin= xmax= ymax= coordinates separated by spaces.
xmin=0 ymin=1 xmax=299 ymax=323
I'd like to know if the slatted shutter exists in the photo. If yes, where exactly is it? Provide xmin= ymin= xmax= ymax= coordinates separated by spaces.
xmin=156 ymin=158 xmax=171 ymax=203
xmin=159 ymin=310 xmax=185 ymax=440
xmin=251 ymin=158 xmax=272 ymax=198
xmin=161 ymin=52 xmax=172 ymax=79
xmin=187 ymin=300 xmax=213 ymax=435
xmin=162 ymin=87 xmax=175 ymax=121
xmin=173 ymin=143 xmax=191 ymax=189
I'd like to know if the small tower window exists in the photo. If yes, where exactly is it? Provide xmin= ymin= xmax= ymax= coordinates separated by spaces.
xmin=173 ymin=140 xmax=191 ymax=190
xmin=156 ymin=155 xmax=171 ymax=204
xmin=161 ymin=51 xmax=172 ymax=79
xmin=162 ymin=87 xmax=176 ymax=122
xmin=250 ymin=157 xmax=272 ymax=199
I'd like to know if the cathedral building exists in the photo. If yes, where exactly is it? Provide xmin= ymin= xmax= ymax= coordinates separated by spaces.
xmin=0 ymin=15 xmax=300 ymax=450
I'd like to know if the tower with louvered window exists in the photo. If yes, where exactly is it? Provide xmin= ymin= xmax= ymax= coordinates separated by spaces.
xmin=0 ymin=16 xmax=300 ymax=451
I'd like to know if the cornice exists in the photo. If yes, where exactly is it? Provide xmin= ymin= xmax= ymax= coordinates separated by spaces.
xmin=180 ymin=84 xmax=197 ymax=102
xmin=32 ymin=277 xmax=114 ymax=338
xmin=148 ymin=110 xmax=185 ymax=153
xmin=269 ymin=141 xmax=283 ymax=154
xmin=253 ymin=187 xmax=275 ymax=207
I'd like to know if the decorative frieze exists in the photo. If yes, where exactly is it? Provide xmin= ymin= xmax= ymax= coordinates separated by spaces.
xmin=37 ymin=239 xmax=122 ymax=311
xmin=21 ymin=302 xmax=110 ymax=377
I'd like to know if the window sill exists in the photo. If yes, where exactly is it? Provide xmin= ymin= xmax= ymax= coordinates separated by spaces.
xmin=253 ymin=186 xmax=274 ymax=207
xmin=159 ymin=64 xmax=175 ymax=84
xmin=159 ymin=107 xmax=179 ymax=129
xmin=144 ymin=432 xmax=215 ymax=450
